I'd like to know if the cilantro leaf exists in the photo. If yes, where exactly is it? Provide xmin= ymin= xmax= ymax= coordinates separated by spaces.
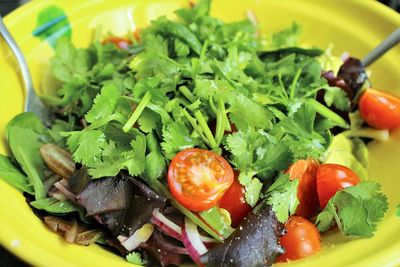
xmin=85 ymin=83 xmax=120 ymax=124
xmin=228 ymin=94 xmax=273 ymax=130
xmin=323 ymin=86 xmax=350 ymax=111
xmin=238 ymin=172 xmax=263 ymax=207
xmin=144 ymin=132 xmax=166 ymax=182
xmin=64 ymin=130 xmax=107 ymax=167
xmin=278 ymin=102 xmax=327 ymax=159
xmin=265 ymin=173 xmax=299 ymax=223
xmin=161 ymin=121 xmax=202 ymax=158
xmin=126 ymin=252 xmax=144 ymax=265
xmin=316 ymin=181 xmax=388 ymax=237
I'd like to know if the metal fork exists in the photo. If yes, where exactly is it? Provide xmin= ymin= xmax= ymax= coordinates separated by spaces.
xmin=0 ymin=15 xmax=53 ymax=125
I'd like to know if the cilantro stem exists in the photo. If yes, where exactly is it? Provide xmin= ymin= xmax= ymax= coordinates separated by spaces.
xmin=179 ymin=86 xmax=196 ymax=103
xmin=182 ymin=109 xmax=209 ymax=145
xmin=148 ymin=179 xmax=224 ymax=241
xmin=278 ymin=71 xmax=289 ymax=103
xmin=123 ymin=92 xmax=151 ymax=132
xmin=289 ymin=68 xmax=302 ymax=100
xmin=86 ymin=114 xmax=124 ymax=130
xmin=194 ymin=111 xmax=218 ymax=149
xmin=200 ymin=39 xmax=209 ymax=60
xmin=215 ymin=97 xmax=226 ymax=145
xmin=308 ymin=99 xmax=349 ymax=129
xmin=342 ymin=128 xmax=389 ymax=141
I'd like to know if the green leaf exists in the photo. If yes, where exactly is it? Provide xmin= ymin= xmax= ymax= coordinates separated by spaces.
xmin=64 ymin=130 xmax=107 ymax=167
xmin=174 ymin=38 xmax=190 ymax=57
xmin=85 ymin=83 xmax=120 ymax=124
xmin=323 ymin=134 xmax=369 ymax=180
xmin=323 ymin=86 xmax=350 ymax=111
xmin=30 ymin=197 xmax=89 ymax=223
xmin=144 ymin=132 xmax=166 ymax=182
xmin=6 ymin=113 xmax=47 ymax=199
xmin=264 ymin=22 xmax=301 ymax=50
xmin=238 ymin=172 xmax=263 ymax=207
xmin=0 ymin=155 xmax=34 ymax=195
xmin=138 ymin=109 xmax=160 ymax=133
xmin=316 ymin=181 xmax=388 ymax=237
xmin=265 ymin=173 xmax=299 ymax=223
xmin=126 ymin=252 xmax=144 ymax=265
xmin=228 ymin=94 xmax=273 ymax=130
xmin=161 ymin=121 xmax=201 ymax=158
xmin=198 ymin=207 xmax=235 ymax=239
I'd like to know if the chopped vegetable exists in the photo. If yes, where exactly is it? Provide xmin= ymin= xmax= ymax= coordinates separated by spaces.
xmin=316 ymin=163 xmax=361 ymax=208
xmin=287 ymin=159 xmax=319 ymax=218
xmin=167 ymin=148 xmax=234 ymax=212
xmin=265 ymin=173 xmax=299 ymax=223
xmin=316 ymin=181 xmax=388 ymax=237
xmin=359 ymin=88 xmax=400 ymax=130
xmin=276 ymin=216 xmax=321 ymax=262
xmin=200 ymin=203 xmax=285 ymax=267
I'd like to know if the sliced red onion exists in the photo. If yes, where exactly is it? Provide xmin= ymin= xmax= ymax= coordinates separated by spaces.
xmin=151 ymin=208 xmax=218 ymax=246
xmin=181 ymin=217 xmax=208 ymax=266
xmin=151 ymin=208 xmax=182 ymax=241
xmin=120 ymin=223 xmax=154 ymax=252
xmin=53 ymin=181 xmax=76 ymax=201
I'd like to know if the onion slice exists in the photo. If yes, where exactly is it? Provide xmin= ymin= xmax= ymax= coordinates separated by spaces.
xmin=181 ymin=217 xmax=208 ymax=266
xmin=152 ymin=208 xmax=218 ymax=245
xmin=151 ymin=208 xmax=182 ymax=240
xmin=120 ymin=223 xmax=154 ymax=252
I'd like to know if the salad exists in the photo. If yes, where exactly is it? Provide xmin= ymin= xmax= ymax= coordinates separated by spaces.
xmin=1 ymin=0 xmax=399 ymax=266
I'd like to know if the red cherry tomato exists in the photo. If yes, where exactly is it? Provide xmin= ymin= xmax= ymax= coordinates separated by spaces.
xmin=276 ymin=216 xmax=321 ymax=263
xmin=287 ymin=159 xmax=319 ymax=219
xmin=167 ymin=148 xmax=234 ymax=212
xmin=359 ymin=88 xmax=400 ymax=130
xmin=316 ymin=164 xmax=360 ymax=208
xmin=218 ymin=173 xmax=252 ymax=227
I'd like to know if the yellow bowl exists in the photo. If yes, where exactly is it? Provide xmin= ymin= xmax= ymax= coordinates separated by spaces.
xmin=1 ymin=1 xmax=400 ymax=266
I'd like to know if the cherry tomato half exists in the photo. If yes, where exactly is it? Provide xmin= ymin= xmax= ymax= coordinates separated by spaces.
xmin=316 ymin=164 xmax=360 ymax=208
xmin=168 ymin=148 xmax=234 ymax=212
xmin=359 ymin=88 xmax=400 ymax=130
xmin=287 ymin=159 xmax=319 ymax=219
xmin=276 ymin=216 xmax=321 ymax=263
xmin=218 ymin=172 xmax=252 ymax=227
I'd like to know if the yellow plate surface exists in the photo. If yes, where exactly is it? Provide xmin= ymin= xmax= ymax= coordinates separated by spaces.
xmin=0 ymin=1 xmax=399 ymax=266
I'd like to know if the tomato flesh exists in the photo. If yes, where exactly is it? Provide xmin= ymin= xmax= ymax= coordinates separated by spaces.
xmin=287 ymin=159 xmax=319 ymax=219
xmin=168 ymin=148 xmax=234 ymax=212
xmin=359 ymin=88 xmax=400 ymax=130
xmin=316 ymin=164 xmax=360 ymax=208
xmin=276 ymin=216 xmax=321 ymax=262
xmin=218 ymin=173 xmax=252 ymax=227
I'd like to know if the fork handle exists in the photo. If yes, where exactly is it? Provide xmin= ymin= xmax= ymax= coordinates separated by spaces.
xmin=0 ymin=15 xmax=35 ymax=111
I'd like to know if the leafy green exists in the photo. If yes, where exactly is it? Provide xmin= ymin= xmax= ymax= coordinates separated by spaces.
xmin=324 ymin=134 xmax=369 ymax=180
xmin=265 ymin=173 xmax=299 ymax=223
xmin=126 ymin=252 xmax=144 ymax=265
xmin=6 ymin=113 xmax=47 ymax=199
xmin=316 ymin=181 xmax=388 ymax=237
xmin=30 ymin=197 xmax=89 ymax=223
xmin=64 ymin=130 xmax=107 ymax=167
xmin=0 ymin=155 xmax=34 ymax=195
xmin=161 ymin=121 xmax=202 ymax=159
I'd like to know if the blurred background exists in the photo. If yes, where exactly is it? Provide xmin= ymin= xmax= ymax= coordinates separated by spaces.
xmin=0 ymin=0 xmax=399 ymax=266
